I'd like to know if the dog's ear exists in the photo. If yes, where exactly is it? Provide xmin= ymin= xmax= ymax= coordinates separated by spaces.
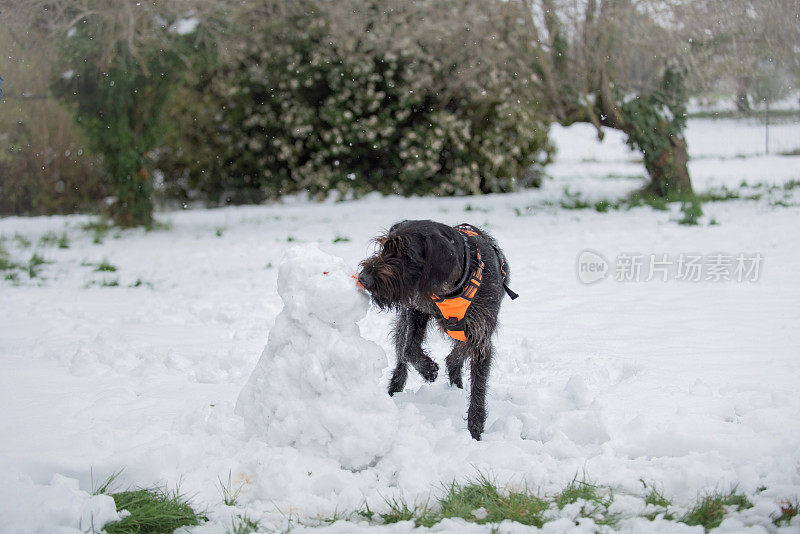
xmin=388 ymin=220 xmax=408 ymax=233
xmin=374 ymin=233 xmax=406 ymax=256
xmin=419 ymin=229 xmax=459 ymax=291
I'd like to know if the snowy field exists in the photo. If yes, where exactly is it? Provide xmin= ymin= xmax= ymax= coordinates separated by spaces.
xmin=1 ymin=118 xmax=799 ymax=533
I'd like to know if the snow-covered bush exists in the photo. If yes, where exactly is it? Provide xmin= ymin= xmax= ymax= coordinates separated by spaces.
xmin=159 ymin=4 xmax=552 ymax=203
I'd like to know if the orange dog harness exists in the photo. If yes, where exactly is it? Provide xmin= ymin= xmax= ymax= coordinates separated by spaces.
xmin=431 ymin=225 xmax=518 ymax=342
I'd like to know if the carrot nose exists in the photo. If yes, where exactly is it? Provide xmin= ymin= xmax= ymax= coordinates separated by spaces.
xmin=352 ymin=274 xmax=366 ymax=289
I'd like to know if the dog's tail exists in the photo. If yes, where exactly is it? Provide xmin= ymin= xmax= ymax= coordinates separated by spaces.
xmin=496 ymin=250 xmax=518 ymax=300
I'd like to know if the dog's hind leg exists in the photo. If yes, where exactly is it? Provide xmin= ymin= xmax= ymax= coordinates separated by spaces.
xmin=403 ymin=309 xmax=439 ymax=383
xmin=466 ymin=340 xmax=492 ymax=440
xmin=445 ymin=342 xmax=467 ymax=389
xmin=388 ymin=310 xmax=410 ymax=396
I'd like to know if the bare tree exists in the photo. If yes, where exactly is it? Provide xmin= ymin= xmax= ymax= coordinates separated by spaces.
xmin=676 ymin=0 xmax=800 ymax=111
xmin=513 ymin=0 xmax=697 ymax=196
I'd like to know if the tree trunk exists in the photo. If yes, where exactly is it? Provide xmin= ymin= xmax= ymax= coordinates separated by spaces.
xmin=110 ymin=169 xmax=154 ymax=227
xmin=643 ymin=135 xmax=693 ymax=197
xmin=735 ymin=90 xmax=751 ymax=114
xmin=735 ymin=76 xmax=752 ymax=114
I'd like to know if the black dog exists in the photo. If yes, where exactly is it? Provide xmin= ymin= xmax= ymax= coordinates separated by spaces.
xmin=358 ymin=220 xmax=517 ymax=440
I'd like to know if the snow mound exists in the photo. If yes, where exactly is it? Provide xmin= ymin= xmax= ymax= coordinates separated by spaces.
xmin=0 ymin=473 xmax=122 ymax=534
xmin=235 ymin=244 xmax=399 ymax=470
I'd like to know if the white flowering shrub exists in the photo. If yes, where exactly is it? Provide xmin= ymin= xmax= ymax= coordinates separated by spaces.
xmin=159 ymin=11 xmax=552 ymax=203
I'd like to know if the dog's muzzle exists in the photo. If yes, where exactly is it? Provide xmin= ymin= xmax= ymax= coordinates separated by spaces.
xmin=357 ymin=271 xmax=375 ymax=291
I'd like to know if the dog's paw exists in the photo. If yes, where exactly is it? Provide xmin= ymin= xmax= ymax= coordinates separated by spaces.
xmin=467 ymin=419 xmax=484 ymax=441
xmin=388 ymin=382 xmax=403 ymax=396
xmin=388 ymin=367 xmax=408 ymax=396
xmin=467 ymin=408 xmax=486 ymax=441
xmin=418 ymin=359 xmax=439 ymax=383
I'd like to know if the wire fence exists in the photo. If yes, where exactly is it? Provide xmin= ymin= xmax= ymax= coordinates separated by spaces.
xmin=684 ymin=112 xmax=800 ymax=159
xmin=762 ymin=112 xmax=800 ymax=155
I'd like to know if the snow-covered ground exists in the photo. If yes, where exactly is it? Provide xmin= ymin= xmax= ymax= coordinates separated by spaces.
xmin=1 ymin=119 xmax=799 ymax=533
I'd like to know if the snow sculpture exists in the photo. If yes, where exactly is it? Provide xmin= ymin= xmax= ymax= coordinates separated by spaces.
xmin=235 ymin=244 xmax=398 ymax=469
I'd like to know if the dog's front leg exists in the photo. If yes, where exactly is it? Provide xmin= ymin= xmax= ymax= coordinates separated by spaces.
xmin=445 ymin=342 xmax=467 ymax=389
xmin=403 ymin=309 xmax=438 ymax=383
xmin=388 ymin=310 xmax=410 ymax=396
xmin=466 ymin=340 xmax=492 ymax=440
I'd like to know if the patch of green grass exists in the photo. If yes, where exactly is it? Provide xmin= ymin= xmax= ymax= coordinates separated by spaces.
xmin=83 ymin=219 xmax=111 ymax=244
xmin=34 ymin=231 xmax=69 ymax=249
xmin=554 ymin=477 xmax=619 ymax=527
xmin=554 ymin=478 xmax=600 ymax=509
xmin=371 ymin=476 xmax=618 ymax=529
xmin=679 ymin=489 xmax=752 ymax=532
xmin=95 ymin=260 xmax=118 ymax=272
xmin=464 ymin=203 xmax=489 ymax=213
xmin=286 ymin=236 xmax=297 ymax=242
xmin=350 ymin=475 xmax=607 ymax=529
xmin=101 ymin=279 xmax=120 ymax=287
xmin=437 ymin=475 xmax=548 ymax=527
xmin=93 ymin=470 xmax=124 ymax=496
xmin=769 ymin=198 xmax=797 ymax=208
xmin=678 ymin=198 xmax=704 ymax=226
xmin=641 ymin=481 xmax=676 ymax=521
xmin=623 ymin=190 xmax=680 ymax=211
xmin=14 ymin=233 xmax=31 ymax=248
xmin=382 ymin=495 xmax=440 ymax=528
xmin=355 ymin=502 xmax=374 ymax=521
xmin=316 ymin=477 xmax=795 ymax=532
xmin=524 ymin=179 xmax=800 ymax=226
xmin=774 ymin=499 xmax=798 ymax=526
xmin=218 ymin=471 xmax=244 ymax=507
xmin=0 ymin=243 xmax=17 ymax=271
xmin=38 ymin=231 xmax=61 ymax=247
xmin=644 ymin=509 xmax=676 ymax=521
xmin=27 ymin=252 xmax=48 ymax=278
xmin=103 ymin=487 xmax=206 ymax=534
xmin=228 ymin=513 xmax=260 ymax=534
xmin=594 ymin=200 xmax=612 ymax=213
xmin=642 ymin=482 xmax=671 ymax=508
xmin=129 ymin=279 xmax=153 ymax=289
xmin=332 ymin=235 xmax=350 ymax=243
xmin=215 ymin=227 xmax=225 ymax=237
xmin=92 ymin=471 xmax=206 ymax=533
xmin=560 ymin=198 xmax=592 ymax=210
xmin=696 ymin=187 xmax=741 ymax=202
xmin=0 ymin=244 xmax=22 ymax=282
xmin=783 ymin=179 xmax=800 ymax=191
xmin=560 ymin=189 xmax=593 ymax=210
